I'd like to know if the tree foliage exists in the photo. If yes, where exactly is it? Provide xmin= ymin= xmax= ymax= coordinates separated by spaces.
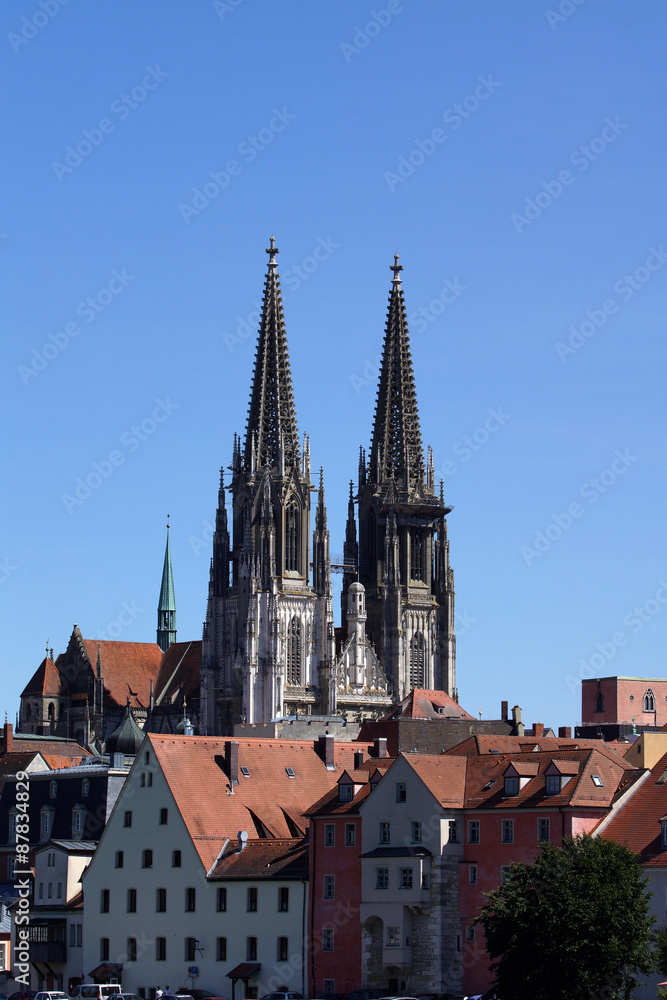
xmin=476 ymin=834 xmax=654 ymax=1000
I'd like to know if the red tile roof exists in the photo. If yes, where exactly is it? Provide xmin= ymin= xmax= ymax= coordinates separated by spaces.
xmin=449 ymin=734 xmax=632 ymax=767
xmin=600 ymin=751 xmax=667 ymax=863
xmin=385 ymin=688 xmax=475 ymax=721
xmin=208 ymin=837 xmax=308 ymax=878
xmin=404 ymin=754 xmax=468 ymax=807
xmin=81 ymin=639 xmax=163 ymax=708
xmin=154 ymin=641 xmax=201 ymax=704
xmin=150 ymin=735 xmax=392 ymax=869
xmin=21 ymin=657 xmax=62 ymax=697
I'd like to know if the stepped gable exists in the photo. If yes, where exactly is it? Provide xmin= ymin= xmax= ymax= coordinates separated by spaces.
xmin=80 ymin=638 xmax=162 ymax=708
xmin=154 ymin=640 xmax=201 ymax=704
xmin=386 ymin=688 xmax=475 ymax=720
xmin=600 ymin=750 xmax=667 ymax=862
xmin=208 ymin=838 xmax=308 ymax=879
xmin=244 ymin=236 xmax=300 ymax=474
xmin=21 ymin=656 xmax=62 ymax=698
xmin=149 ymin=734 xmax=388 ymax=869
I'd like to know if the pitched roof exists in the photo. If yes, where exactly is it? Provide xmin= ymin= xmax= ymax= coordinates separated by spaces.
xmin=10 ymin=734 xmax=90 ymax=758
xmin=154 ymin=640 xmax=201 ymax=704
xmin=448 ymin=734 xmax=633 ymax=767
xmin=21 ymin=656 xmax=62 ymax=697
xmin=600 ymin=751 xmax=667 ymax=863
xmin=81 ymin=639 xmax=163 ymax=708
xmin=149 ymin=735 xmax=391 ymax=869
xmin=386 ymin=688 xmax=475 ymax=721
xmin=208 ymin=838 xmax=308 ymax=879
xmin=405 ymin=754 xmax=468 ymax=807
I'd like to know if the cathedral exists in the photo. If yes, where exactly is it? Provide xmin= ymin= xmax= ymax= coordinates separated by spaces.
xmin=201 ymin=240 xmax=456 ymax=735
xmin=18 ymin=242 xmax=457 ymax=744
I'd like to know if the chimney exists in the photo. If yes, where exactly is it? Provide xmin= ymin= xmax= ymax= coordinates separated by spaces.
xmin=226 ymin=741 xmax=239 ymax=785
xmin=373 ymin=737 xmax=388 ymax=758
xmin=317 ymin=734 xmax=335 ymax=769
xmin=533 ymin=723 xmax=544 ymax=737
xmin=354 ymin=749 xmax=364 ymax=769
xmin=558 ymin=726 xmax=572 ymax=739
xmin=2 ymin=723 xmax=13 ymax=753
xmin=512 ymin=705 xmax=524 ymax=737
xmin=501 ymin=701 xmax=508 ymax=721
xmin=237 ymin=830 xmax=248 ymax=852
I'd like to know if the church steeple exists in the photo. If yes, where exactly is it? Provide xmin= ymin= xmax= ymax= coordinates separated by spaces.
xmin=369 ymin=254 xmax=426 ymax=492
xmin=157 ymin=519 xmax=176 ymax=652
xmin=244 ymin=236 xmax=300 ymax=475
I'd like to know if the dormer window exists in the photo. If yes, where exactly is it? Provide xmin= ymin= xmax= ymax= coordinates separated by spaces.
xmin=49 ymin=781 xmax=58 ymax=799
xmin=81 ymin=779 xmax=90 ymax=797
xmin=504 ymin=776 xmax=519 ymax=797
xmin=339 ymin=783 xmax=353 ymax=803
xmin=545 ymin=774 xmax=561 ymax=795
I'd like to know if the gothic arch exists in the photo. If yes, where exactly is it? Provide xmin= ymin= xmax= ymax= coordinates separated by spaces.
xmin=285 ymin=495 xmax=301 ymax=573
xmin=286 ymin=615 xmax=302 ymax=686
xmin=644 ymin=688 xmax=655 ymax=713
xmin=409 ymin=631 xmax=425 ymax=689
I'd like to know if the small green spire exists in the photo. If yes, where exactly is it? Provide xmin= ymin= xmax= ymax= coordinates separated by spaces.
xmin=157 ymin=517 xmax=177 ymax=652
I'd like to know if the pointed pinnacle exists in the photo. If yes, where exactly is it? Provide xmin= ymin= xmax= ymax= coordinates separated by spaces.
xmin=266 ymin=235 xmax=279 ymax=267
xmin=390 ymin=252 xmax=403 ymax=284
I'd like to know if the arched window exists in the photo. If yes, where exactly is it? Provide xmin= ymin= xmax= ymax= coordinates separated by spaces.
xmin=644 ymin=688 xmax=655 ymax=713
xmin=285 ymin=497 xmax=300 ymax=573
xmin=594 ymin=690 xmax=604 ymax=713
xmin=410 ymin=632 xmax=425 ymax=689
xmin=48 ymin=702 xmax=55 ymax=721
xmin=411 ymin=528 xmax=426 ymax=582
xmin=286 ymin=616 xmax=302 ymax=686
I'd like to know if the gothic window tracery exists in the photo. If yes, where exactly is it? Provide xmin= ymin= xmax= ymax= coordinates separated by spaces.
xmin=285 ymin=496 xmax=300 ymax=573
xmin=411 ymin=528 xmax=426 ymax=582
xmin=644 ymin=688 xmax=655 ymax=713
xmin=410 ymin=631 xmax=425 ymax=689
xmin=287 ymin=616 xmax=302 ymax=686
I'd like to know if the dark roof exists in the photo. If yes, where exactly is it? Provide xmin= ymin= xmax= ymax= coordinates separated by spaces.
xmin=360 ymin=846 xmax=432 ymax=858
xmin=154 ymin=641 xmax=201 ymax=704
xmin=208 ymin=838 xmax=308 ymax=879
xmin=106 ymin=703 xmax=145 ymax=755
xmin=227 ymin=962 xmax=261 ymax=980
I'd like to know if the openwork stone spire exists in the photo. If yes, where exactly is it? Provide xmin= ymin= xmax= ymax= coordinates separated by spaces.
xmin=244 ymin=237 xmax=299 ymax=474
xmin=369 ymin=254 xmax=425 ymax=490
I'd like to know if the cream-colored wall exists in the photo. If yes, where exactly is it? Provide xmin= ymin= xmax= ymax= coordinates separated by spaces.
xmin=83 ymin=740 xmax=307 ymax=997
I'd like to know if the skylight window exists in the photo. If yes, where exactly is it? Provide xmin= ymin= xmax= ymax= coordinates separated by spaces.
xmin=286 ymin=767 xmax=295 ymax=778
xmin=241 ymin=766 xmax=250 ymax=777
xmin=592 ymin=775 xmax=603 ymax=787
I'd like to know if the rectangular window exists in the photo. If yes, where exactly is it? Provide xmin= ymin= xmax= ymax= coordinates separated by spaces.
xmin=324 ymin=875 xmax=335 ymax=899
xmin=338 ymin=783 xmax=353 ymax=802
xmin=538 ymin=818 xmax=551 ymax=843
xmin=278 ymin=887 xmax=289 ymax=912
xmin=156 ymin=887 xmax=166 ymax=912
xmin=247 ymin=887 xmax=257 ymax=911
xmin=76 ymin=924 xmax=82 ymax=947
xmin=545 ymin=774 xmax=561 ymax=795
xmin=128 ymin=937 xmax=137 ymax=962
xmin=468 ymin=864 xmax=478 ymax=884
xmin=48 ymin=883 xmax=53 ymax=899
xmin=396 ymin=782 xmax=407 ymax=803
xmin=386 ymin=926 xmax=400 ymax=948
xmin=449 ymin=819 xmax=459 ymax=843
xmin=323 ymin=981 xmax=335 ymax=996
xmin=127 ymin=888 xmax=137 ymax=913
xmin=380 ymin=821 xmax=391 ymax=844
xmin=185 ymin=887 xmax=196 ymax=911
xmin=217 ymin=887 xmax=227 ymax=912
xmin=399 ymin=867 xmax=413 ymax=890
xmin=216 ymin=937 xmax=227 ymax=961
xmin=375 ymin=867 xmax=389 ymax=889
xmin=501 ymin=819 xmax=514 ymax=844
xmin=57 ymin=882 xmax=62 ymax=898
xmin=247 ymin=936 xmax=257 ymax=961
xmin=115 ymin=850 xmax=124 ymax=868
xmin=322 ymin=928 xmax=334 ymax=951
xmin=324 ymin=823 xmax=335 ymax=846
xmin=500 ymin=865 xmax=512 ymax=886
xmin=504 ymin=775 xmax=519 ymax=797
xmin=468 ymin=820 xmax=480 ymax=845
xmin=156 ymin=937 xmax=166 ymax=961
xmin=277 ymin=936 xmax=289 ymax=961
xmin=345 ymin=823 xmax=356 ymax=846
xmin=100 ymin=889 xmax=110 ymax=913
xmin=185 ymin=937 xmax=197 ymax=961
xmin=100 ymin=938 xmax=109 ymax=961
xmin=142 ymin=849 xmax=153 ymax=868
xmin=411 ymin=821 xmax=423 ymax=843
xmin=465 ymin=925 xmax=476 ymax=941
xmin=124 ymin=811 xmax=132 ymax=827
xmin=70 ymin=925 xmax=75 ymax=947
xmin=172 ymin=849 xmax=181 ymax=867
xmin=159 ymin=808 xmax=168 ymax=825
xmin=38 ymin=883 xmax=43 ymax=899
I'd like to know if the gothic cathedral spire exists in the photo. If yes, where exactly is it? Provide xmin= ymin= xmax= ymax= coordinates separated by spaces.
xmin=157 ymin=519 xmax=176 ymax=652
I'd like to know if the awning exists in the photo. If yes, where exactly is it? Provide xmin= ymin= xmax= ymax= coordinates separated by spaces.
xmin=88 ymin=964 xmax=123 ymax=979
xmin=226 ymin=963 xmax=261 ymax=980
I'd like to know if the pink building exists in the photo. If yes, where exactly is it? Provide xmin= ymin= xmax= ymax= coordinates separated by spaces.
xmin=581 ymin=676 xmax=667 ymax=729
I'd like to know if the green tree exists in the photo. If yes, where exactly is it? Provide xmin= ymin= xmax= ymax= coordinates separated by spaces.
xmin=477 ymin=834 xmax=654 ymax=1000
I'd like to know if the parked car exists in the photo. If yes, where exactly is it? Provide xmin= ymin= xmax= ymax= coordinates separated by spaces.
xmin=346 ymin=991 xmax=386 ymax=1000
xmin=71 ymin=989 xmax=121 ymax=1000
xmin=118 ymin=995 xmax=143 ymax=1000
xmin=35 ymin=993 xmax=70 ymax=1000
xmin=260 ymin=994 xmax=304 ymax=1000
xmin=9 ymin=993 xmax=37 ymax=1000
xmin=175 ymin=991 xmax=228 ymax=1000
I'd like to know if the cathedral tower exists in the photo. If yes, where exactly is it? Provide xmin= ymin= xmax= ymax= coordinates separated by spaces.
xmin=201 ymin=239 xmax=335 ymax=735
xmin=345 ymin=255 xmax=456 ymax=702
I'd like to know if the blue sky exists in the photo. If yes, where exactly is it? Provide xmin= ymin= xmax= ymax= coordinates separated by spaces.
xmin=2 ymin=1 xmax=666 ymax=733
